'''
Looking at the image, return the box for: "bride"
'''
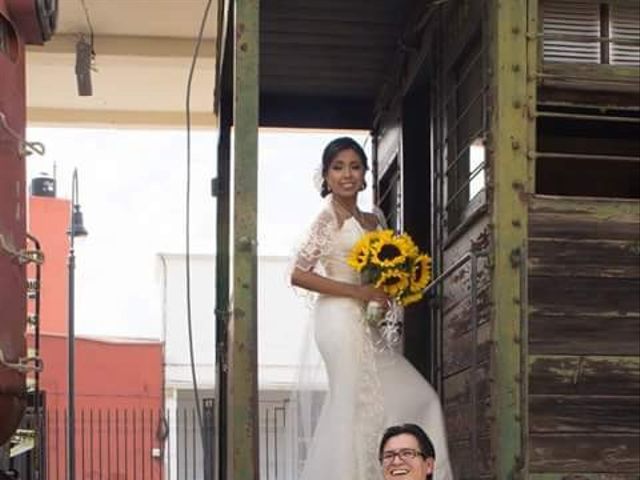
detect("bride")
[290,137,454,479]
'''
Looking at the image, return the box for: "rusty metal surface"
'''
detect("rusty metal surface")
[0,0,27,447]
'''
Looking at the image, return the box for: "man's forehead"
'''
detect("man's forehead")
[383,433,420,451]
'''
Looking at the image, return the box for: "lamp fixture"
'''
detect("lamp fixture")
[66,167,87,480]
[75,35,93,96]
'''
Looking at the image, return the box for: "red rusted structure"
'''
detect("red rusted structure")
[0,0,56,446]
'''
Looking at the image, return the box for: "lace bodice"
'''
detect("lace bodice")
[320,217,363,285]
[292,197,382,284]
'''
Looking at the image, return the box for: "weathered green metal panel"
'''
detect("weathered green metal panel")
[488,0,530,477]
[230,0,260,478]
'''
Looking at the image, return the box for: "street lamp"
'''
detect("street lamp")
[67,168,87,480]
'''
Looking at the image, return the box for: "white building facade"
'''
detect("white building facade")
[158,253,312,479]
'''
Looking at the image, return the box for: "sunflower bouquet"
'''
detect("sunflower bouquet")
[347,229,432,317]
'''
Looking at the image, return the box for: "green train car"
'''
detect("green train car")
[214,0,639,478]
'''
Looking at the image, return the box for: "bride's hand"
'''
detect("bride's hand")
[353,285,390,306]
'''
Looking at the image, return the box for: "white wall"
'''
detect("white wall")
[158,253,312,391]
[159,253,216,390]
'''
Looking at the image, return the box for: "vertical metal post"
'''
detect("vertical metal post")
[214,57,232,480]
[527,0,539,198]
[166,410,171,480]
[67,238,76,480]
[522,0,538,472]
[81,409,85,477]
[431,9,446,392]
[27,233,44,480]
[489,0,529,477]
[133,410,137,479]
[124,409,128,479]
[371,132,379,204]
[107,409,111,480]
[115,409,119,478]
[67,199,76,480]
[67,168,87,480]
[214,1,234,478]
[470,251,478,475]
[229,0,260,477]
[203,399,216,479]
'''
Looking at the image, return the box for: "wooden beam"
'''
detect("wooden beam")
[26,108,217,129]
[27,34,216,58]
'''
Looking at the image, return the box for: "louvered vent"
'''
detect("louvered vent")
[611,4,640,65]
[542,0,600,63]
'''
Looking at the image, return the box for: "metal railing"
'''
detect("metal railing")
[10,397,297,480]
[12,405,212,480]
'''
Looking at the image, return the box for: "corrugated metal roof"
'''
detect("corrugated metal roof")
[258,0,415,127]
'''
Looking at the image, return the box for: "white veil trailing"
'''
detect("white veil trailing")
[286,196,340,475]
[287,195,387,479]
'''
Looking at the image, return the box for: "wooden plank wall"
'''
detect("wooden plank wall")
[436,1,494,477]
[528,195,640,475]
[442,218,493,478]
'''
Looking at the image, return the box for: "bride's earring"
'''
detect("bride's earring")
[359,180,367,191]
[322,179,332,196]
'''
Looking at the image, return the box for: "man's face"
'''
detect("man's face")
[381,433,435,480]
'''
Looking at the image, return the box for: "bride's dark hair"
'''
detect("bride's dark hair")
[320,137,369,197]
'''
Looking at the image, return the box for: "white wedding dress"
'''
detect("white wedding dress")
[293,202,454,480]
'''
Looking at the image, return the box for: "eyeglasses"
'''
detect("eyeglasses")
[380,448,425,465]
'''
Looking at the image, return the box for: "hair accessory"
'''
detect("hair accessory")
[312,165,324,193]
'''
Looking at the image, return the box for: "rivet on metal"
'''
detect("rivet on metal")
[510,247,521,268]
[238,236,256,252]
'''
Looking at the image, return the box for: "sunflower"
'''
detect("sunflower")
[370,233,414,268]
[395,232,420,258]
[347,236,371,272]
[348,230,381,271]
[401,291,423,307]
[367,229,393,249]
[409,254,432,292]
[375,269,410,297]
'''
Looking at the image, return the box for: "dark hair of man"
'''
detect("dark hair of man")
[379,423,436,460]
[320,137,369,197]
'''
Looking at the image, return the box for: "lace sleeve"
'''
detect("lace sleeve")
[292,207,339,273]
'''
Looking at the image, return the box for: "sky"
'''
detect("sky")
[26,127,370,340]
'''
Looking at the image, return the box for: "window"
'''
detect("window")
[610,3,640,65]
[542,0,640,65]
[536,105,640,199]
[444,36,488,233]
